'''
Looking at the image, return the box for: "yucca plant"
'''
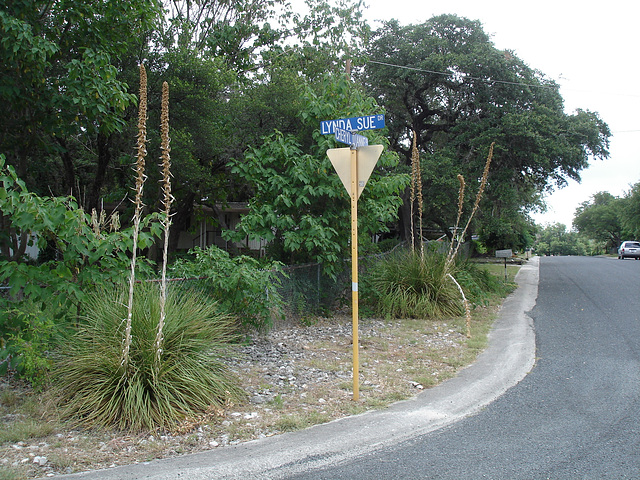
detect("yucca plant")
[56,281,244,431]
[368,249,465,320]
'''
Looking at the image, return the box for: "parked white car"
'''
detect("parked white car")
[618,241,640,259]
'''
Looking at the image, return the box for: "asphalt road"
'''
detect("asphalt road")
[289,256,640,479]
[64,256,640,479]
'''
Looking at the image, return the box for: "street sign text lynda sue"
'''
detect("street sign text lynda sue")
[320,114,385,135]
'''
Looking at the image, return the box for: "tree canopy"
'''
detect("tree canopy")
[362,15,611,248]
[573,185,640,249]
[573,192,624,248]
[1,3,615,262]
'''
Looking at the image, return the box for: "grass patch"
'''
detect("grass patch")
[0,418,55,444]
[0,467,27,480]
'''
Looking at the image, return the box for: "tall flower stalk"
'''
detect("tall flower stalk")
[409,130,423,257]
[155,81,173,371]
[122,64,148,373]
[446,142,494,269]
[445,142,495,338]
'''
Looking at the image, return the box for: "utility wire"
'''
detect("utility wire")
[367,59,640,99]
[367,59,558,90]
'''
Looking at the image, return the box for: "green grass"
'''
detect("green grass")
[0,418,55,443]
[274,410,331,433]
[0,467,26,480]
[481,263,520,283]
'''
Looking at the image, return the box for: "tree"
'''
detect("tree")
[618,183,640,240]
[158,0,287,74]
[534,223,588,256]
[226,74,409,276]
[0,0,161,209]
[362,15,611,245]
[573,192,624,249]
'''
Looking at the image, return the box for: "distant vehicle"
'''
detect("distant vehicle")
[618,241,640,259]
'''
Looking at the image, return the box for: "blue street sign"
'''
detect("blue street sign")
[334,128,369,148]
[320,114,385,135]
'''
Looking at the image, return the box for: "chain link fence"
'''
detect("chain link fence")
[1,240,465,329]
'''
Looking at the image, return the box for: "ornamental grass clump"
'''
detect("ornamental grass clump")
[368,249,465,320]
[56,282,244,431]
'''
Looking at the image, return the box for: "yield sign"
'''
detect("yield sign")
[326,145,383,199]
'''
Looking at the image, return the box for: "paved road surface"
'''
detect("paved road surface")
[289,256,640,479]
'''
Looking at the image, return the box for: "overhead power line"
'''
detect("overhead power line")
[367,59,640,99]
[367,59,558,90]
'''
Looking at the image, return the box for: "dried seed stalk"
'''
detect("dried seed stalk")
[448,274,472,338]
[155,81,173,368]
[446,174,466,266]
[413,134,424,259]
[447,142,494,268]
[122,64,148,373]
[409,132,417,252]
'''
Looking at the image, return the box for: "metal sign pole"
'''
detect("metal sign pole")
[323,115,385,403]
[504,257,507,282]
[350,146,359,401]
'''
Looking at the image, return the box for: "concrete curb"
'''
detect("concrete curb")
[63,257,539,479]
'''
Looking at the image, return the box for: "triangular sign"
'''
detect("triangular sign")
[327,145,384,199]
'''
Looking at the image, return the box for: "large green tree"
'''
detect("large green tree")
[0,0,161,209]
[573,191,624,249]
[534,223,589,256]
[226,74,409,276]
[362,15,611,247]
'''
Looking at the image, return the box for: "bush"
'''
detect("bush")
[55,282,244,431]
[0,301,57,385]
[364,249,465,319]
[169,245,284,331]
[0,156,160,383]
[452,260,515,306]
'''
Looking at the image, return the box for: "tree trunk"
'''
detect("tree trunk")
[87,132,112,212]
[56,138,76,196]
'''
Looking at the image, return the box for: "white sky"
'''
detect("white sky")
[362,0,640,229]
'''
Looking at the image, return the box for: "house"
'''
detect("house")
[175,202,268,256]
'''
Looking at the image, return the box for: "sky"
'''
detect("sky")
[361,0,640,229]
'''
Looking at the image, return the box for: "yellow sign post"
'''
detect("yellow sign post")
[350,147,359,400]
[327,144,383,400]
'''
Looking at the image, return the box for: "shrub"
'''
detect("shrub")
[453,260,515,306]
[169,245,284,331]
[0,155,160,383]
[55,282,244,431]
[365,249,465,319]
